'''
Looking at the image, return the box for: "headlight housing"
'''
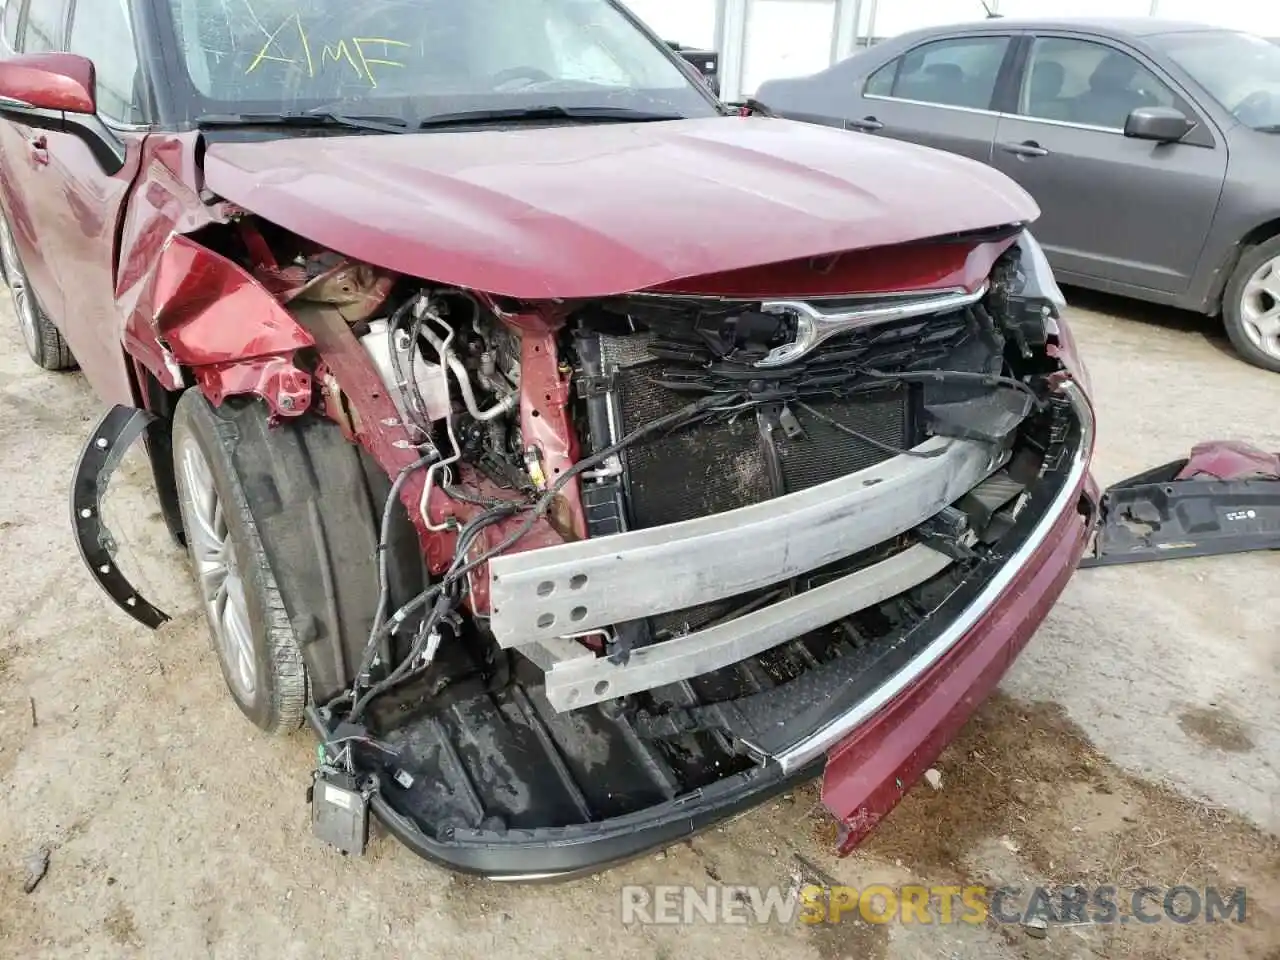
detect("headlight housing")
[1014,231,1067,314]
[1013,231,1090,395]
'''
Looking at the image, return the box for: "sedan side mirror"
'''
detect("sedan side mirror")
[1124,106,1195,143]
[0,53,124,174]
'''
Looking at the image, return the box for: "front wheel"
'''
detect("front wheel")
[172,391,308,733]
[0,213,75,371]
[1223,236,1280,374]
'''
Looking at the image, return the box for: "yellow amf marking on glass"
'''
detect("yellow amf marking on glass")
[246,13,313,76]
[321,39,365,79]
[352,38,410,88]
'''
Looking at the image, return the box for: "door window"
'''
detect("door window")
[21,0,67,53]
[67,0,142,123]
[864,59,895,97]
[867,36,1010,110]
[1018,37,1175,129]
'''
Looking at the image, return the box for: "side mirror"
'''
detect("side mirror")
[1124,106,1195,143]
[0,53,124,174]
[0,52,96,114]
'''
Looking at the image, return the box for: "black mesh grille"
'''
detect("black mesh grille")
[616,363,773,529]
[776,387,911,493]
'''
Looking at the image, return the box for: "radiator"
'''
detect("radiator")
[612,359,913,530]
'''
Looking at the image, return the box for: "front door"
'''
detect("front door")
[990,34,1226,296]
[28,0,146,405]
[851,33,1016,165]
[0,0,70,326]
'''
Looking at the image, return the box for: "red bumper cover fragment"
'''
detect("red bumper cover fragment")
[821,464,1097,854]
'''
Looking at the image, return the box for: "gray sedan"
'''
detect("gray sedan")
[757,19,1280,372]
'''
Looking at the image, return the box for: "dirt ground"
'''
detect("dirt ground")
[1,290,1277,960]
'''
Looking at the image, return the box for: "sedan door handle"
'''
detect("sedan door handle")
[846,116,884,132]
[1000,140,1049,158]
[26,135,48,165]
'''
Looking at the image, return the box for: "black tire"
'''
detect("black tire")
[172,390,308,733]
[0,214,76,371]
[1222,235,1280,374]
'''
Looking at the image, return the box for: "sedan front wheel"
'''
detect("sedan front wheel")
[1223,235,1280,374]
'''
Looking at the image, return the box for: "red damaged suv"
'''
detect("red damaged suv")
[0,0,1096,877]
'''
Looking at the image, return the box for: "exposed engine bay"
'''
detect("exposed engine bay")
[226,229,1090,871]
[72,222,1091,874]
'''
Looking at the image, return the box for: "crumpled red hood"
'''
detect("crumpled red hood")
[203,116,1038,299]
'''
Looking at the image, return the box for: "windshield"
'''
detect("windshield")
[163,0,718,123]
[1151,30,1280,130]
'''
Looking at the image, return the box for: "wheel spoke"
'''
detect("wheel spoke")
[197,559,226,600]
[212,496,227,540]
[177,434,259,702]
[1244,260,1280,310]
[221,578,256,696]
[0,219,39,354]
[1259,269,1280,304]
[182,451,222,548]
[1247,308,1280,342]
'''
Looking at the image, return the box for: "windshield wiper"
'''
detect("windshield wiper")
[1253,123,1280,133]
[196,111,409,134]
[417,105,684,129]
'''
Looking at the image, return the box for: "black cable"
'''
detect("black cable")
[857,366,1042,406]
[794,401,948,459]
[348,453,437,703]
[443,484,518,508]
[377,500,526,636]
[342,391,751,721]
[348,503,522,720]
[405,310,429,429]
[444,392,746,588]
[343,390,747,720]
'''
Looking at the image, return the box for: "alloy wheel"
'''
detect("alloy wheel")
[0,217,39,358]
[178,435,257,701]
[1240,254,1280,362]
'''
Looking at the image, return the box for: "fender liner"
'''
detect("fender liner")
[71,404,171,628]
[212,401,425,704]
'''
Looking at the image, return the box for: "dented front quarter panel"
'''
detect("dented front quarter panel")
[110,141,570,584]
[116,134,314,414]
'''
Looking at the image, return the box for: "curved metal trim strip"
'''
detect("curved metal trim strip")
[756,286,987,368]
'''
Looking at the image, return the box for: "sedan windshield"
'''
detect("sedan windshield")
[1151,30,1280,130]
[164,0,718,124]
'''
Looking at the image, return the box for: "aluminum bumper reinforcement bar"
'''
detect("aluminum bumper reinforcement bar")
[488,434,1001,647]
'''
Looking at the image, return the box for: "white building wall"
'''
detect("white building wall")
[742,0,838,94]
[625,0,720,48]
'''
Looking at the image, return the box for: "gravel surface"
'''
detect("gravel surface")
[1,289,1277,959]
